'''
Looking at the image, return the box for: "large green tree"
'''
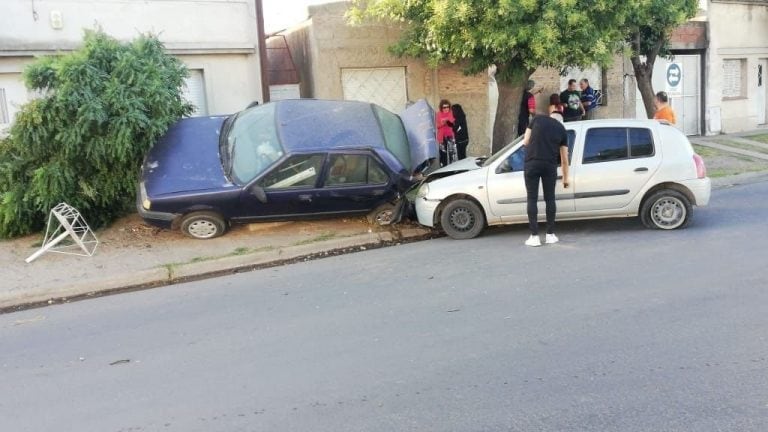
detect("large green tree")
[626,0,699,118]
[349,0,627,151]
[0,31,191,238]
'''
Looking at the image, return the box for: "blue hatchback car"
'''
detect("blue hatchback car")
[138,99,437,239]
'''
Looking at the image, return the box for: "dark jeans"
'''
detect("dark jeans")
[524,160,557,235]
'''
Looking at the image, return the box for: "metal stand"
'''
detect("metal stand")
[25,203,99,263]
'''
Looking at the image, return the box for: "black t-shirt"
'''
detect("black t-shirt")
[560,90,582,119]
[525,115,568,164]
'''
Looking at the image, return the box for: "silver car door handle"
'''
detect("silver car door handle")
[634,167,649,172]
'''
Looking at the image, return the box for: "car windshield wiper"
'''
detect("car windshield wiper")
[226,137,237,181]
[219,112,241,181]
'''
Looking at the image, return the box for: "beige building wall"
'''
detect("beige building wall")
[301,2,491,157]
[706,0,768,133]
[0,0,262,123]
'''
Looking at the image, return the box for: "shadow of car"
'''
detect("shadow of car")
[138,99,438,239]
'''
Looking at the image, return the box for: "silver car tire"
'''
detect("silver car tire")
[180,211,228,239]
[439,198,485,240]
[641,189,692,230]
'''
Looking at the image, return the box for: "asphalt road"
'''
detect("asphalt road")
[2,180,768,432]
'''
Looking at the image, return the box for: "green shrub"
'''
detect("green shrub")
[0,30,192,238]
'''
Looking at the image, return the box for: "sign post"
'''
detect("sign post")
[25,203,99,263]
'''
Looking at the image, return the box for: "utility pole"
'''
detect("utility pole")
[255,0,270,103]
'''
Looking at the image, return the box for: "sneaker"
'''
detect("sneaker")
[545,233,559,244]
[525,235,541,247]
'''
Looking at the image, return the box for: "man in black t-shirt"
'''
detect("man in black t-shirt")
[559,79,584,122]
[521,113,570,247]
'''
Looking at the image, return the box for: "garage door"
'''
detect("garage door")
[182,69,208,117]
[341,67,407,114]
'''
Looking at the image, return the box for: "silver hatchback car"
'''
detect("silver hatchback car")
[415,119,711,239]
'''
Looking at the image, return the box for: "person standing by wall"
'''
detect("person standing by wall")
[653,91,677,124]
[579,78,597,120]
[517,80,537,137]
[560,79,584,122]
[521,112,570,247]
[436,99,455,166]
[451,103,469,160]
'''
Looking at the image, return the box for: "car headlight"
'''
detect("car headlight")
[140,182,151,210]
[416,183,429,199]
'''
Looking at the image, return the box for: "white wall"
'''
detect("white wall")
[706,1,768,133]
[0,0,263,119]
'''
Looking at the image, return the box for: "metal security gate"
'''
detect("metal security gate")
[635,54,702,135]
[341,67,407,114]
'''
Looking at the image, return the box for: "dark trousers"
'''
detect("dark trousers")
[456,139,468,160]
[517,117,529,137]
[524,160,557,235]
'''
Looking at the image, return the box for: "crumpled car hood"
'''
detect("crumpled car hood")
[426,157,484,179]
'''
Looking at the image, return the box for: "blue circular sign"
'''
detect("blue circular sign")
[667,63,682,88]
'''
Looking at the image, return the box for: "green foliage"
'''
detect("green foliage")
[348,0,628,82]
[0,30,192,237]
[624,0,699,60]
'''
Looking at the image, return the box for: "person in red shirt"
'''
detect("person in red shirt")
[653,91,677,124]
[436,99,455,166]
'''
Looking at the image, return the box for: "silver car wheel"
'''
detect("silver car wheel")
[650,196,687,229]
[449,207,475,232]
[187,219,220,239]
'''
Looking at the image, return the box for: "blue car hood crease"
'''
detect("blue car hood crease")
[142,116,233,197]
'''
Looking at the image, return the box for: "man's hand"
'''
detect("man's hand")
[562,177,570,188]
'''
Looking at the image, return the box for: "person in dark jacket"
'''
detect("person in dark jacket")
[451,104,469,160]
[517,80,537,136]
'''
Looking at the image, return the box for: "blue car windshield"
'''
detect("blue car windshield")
[228,103,285,184]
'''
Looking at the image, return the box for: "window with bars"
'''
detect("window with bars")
[722,59,746,99]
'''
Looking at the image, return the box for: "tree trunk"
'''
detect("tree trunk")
[492,78,527,153]
[632,57,656,119]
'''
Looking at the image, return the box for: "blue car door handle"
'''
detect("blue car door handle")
[298,194,313,202]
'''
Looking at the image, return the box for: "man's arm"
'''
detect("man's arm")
[560,145,570,188]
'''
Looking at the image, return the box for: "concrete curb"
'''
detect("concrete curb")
[0,227,435,313]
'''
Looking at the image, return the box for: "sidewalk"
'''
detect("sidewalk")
[0,216,434,312]
[2,129,768,313]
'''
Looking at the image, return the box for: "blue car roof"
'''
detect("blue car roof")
[275,99,386,152]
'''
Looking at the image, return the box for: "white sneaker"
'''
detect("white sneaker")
[525,235,541,247]
[545,233,559,244]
